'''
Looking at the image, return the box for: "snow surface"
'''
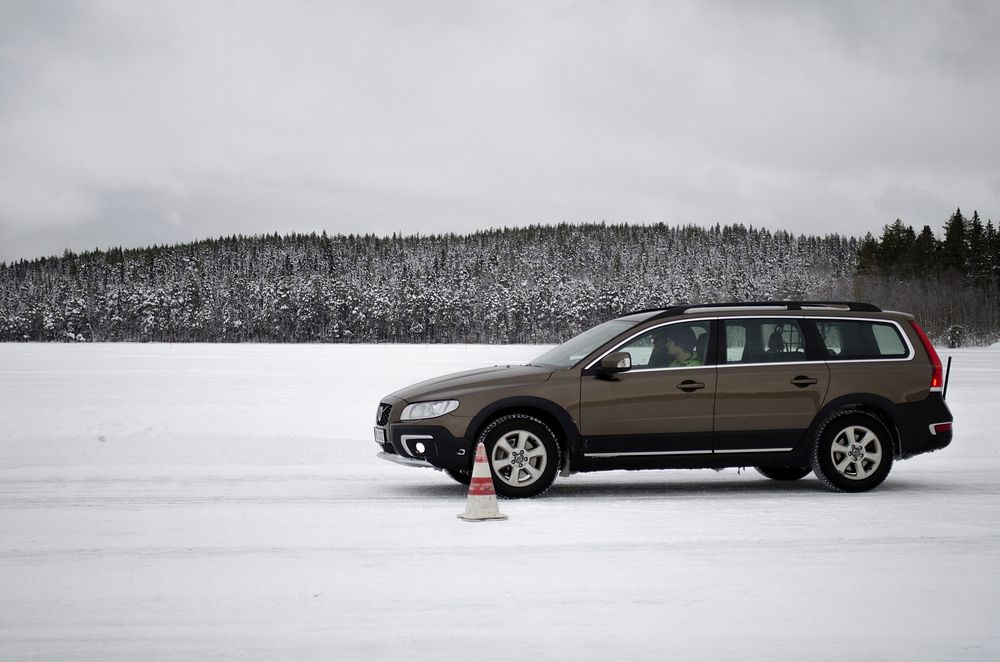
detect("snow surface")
[1,343,998,661]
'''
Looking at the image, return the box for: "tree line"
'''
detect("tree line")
[0,223,857,344]
[854,208,999,346]
[0,214,995,345]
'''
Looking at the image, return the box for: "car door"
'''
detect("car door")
[579,319,717,458]
[713,317,830,453]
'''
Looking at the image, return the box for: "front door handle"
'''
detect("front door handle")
[677,380,706,392]
[791,376,818,388]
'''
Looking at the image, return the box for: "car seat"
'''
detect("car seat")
[694,332,709,362]
[767,330,785,353]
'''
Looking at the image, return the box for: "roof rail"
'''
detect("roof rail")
[628,301,881,319]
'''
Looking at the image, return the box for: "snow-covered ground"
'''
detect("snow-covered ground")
[1,343,998,661]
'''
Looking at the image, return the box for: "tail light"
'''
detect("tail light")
[909,321,943,392]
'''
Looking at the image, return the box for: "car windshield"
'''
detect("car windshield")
[530,319,640,368]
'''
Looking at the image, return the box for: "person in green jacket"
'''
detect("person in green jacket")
[662,325,702,368]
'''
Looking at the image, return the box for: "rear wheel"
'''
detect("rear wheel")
[811,411,893,492]
[755,466,812,481]
[476,414,560,499]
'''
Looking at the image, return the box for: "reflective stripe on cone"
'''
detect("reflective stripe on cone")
[467,476,496,496]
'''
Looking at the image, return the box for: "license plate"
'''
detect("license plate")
[374,427,387,443]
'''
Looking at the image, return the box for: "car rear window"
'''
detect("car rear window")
[813,320,910,360]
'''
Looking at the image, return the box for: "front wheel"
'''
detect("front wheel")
[476,414,560,499]
[811,411,893,492]
[444,468,471,486]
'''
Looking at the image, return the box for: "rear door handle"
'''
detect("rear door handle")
[677,380,706,392]
[791,376,818,388]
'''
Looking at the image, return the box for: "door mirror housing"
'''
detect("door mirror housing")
[598,352,632,375]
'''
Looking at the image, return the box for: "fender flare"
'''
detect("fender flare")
[463,396,581,463]
[808,393,905,457]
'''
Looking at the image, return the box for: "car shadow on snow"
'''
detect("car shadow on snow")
[545,476,933,499]
[387,473,936,500]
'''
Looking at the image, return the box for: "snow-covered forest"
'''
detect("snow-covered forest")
[1,215,997,345]
[855,209,1000,346]
[0,223,855,344]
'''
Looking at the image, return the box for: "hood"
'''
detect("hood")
[389,364,554,403]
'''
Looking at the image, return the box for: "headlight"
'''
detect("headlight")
[400,400,459,421]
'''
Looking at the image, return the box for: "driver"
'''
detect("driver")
[659,326,701,367]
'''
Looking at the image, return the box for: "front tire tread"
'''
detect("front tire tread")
[475,413,560,499]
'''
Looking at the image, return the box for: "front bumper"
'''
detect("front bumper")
[373,421,472,472]
[377,451,434,469]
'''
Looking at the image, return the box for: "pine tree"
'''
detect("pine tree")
[912,225,938,275]
[856,233,879,274]
[968,211,986,283]
[941,208,968,275]
[878,220,916,273]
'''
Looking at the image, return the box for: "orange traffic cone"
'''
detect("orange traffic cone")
[458,442,508,521]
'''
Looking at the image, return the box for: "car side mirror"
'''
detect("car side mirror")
[598,352,632,375]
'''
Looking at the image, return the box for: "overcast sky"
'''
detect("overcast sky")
[1,0,998,262]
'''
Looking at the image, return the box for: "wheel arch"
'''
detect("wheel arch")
[810,394,904,459]
[464,397,580,471]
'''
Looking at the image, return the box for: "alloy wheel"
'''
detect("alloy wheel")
[829,425,883,481]
[490,429,548,487]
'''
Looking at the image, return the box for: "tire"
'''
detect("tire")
[811,410,893,493]
[444,467,471,486]
[476,414,560,499]
[755,465,812,481]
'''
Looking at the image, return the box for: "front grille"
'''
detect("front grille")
[376,403,392,426]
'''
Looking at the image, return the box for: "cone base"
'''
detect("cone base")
[457,512,509,521]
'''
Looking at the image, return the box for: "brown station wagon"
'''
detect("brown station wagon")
[374,302,953,497]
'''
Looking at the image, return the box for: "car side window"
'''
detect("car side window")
[723,319,807,364]
[814,320,909,359]
[617,321,711,370]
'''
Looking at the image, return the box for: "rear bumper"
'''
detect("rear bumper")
[896,394,954,459]
[899,424,952,459]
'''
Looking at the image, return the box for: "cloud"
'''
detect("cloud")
[1,0,998,262]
